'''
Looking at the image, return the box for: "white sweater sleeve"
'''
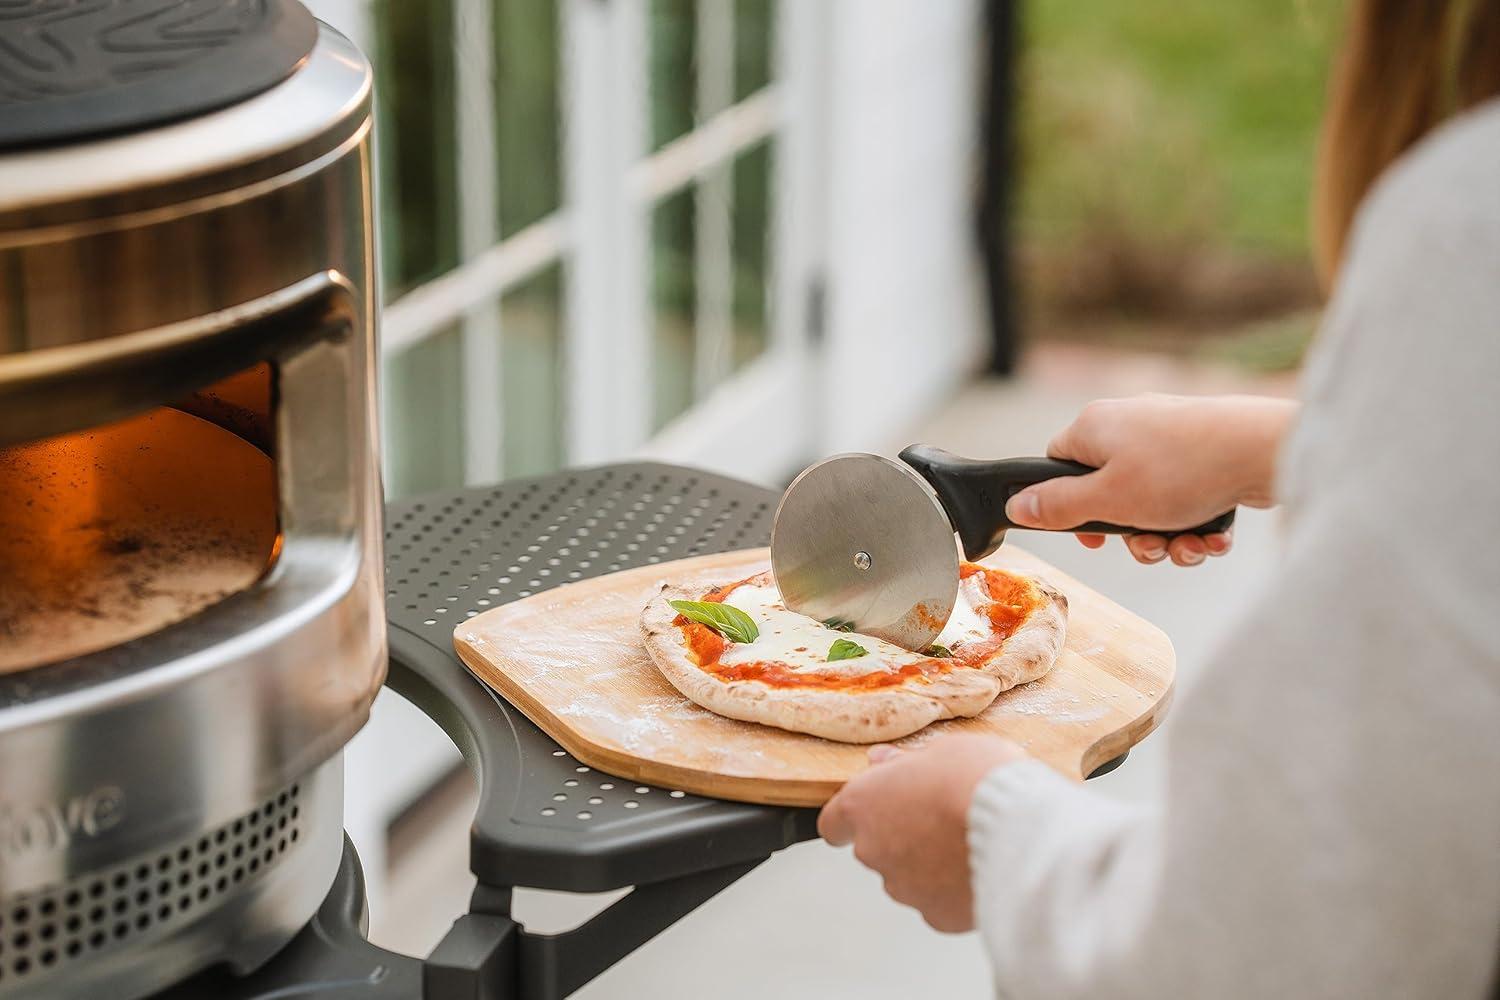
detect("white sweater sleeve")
[967,102,1500,1000]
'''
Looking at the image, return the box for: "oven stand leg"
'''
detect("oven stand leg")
[423,860,766,1000]
[425,911,520,1000]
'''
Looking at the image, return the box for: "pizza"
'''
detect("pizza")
[639,562,1067,743]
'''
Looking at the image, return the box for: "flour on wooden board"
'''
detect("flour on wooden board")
[994,681,1108,722]
[555,697,675,750]
[556,692,765,754]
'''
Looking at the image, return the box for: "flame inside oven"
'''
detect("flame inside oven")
[0,399,281,674]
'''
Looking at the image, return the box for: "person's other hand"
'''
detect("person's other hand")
[817,734,1027,932]
[1005,393,1296,566]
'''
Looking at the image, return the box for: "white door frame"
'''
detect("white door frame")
[333,0,829,486]
[634,0,831,485]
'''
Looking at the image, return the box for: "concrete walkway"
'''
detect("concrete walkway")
[373,345,1298,998]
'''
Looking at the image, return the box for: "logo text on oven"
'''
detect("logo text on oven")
[0,786,127,856]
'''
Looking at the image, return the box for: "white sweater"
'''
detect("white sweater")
[969,100,1500,998]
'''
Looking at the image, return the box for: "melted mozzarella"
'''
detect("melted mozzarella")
[715,576,991,674]
[933,574,995,648]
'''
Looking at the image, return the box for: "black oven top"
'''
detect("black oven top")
[0,0,317,150]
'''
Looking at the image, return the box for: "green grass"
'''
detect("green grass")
[1021,0,1344,260]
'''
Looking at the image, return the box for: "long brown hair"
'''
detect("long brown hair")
[1313,0,1500,290]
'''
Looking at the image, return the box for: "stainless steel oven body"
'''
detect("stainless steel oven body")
[0,20,384,1000]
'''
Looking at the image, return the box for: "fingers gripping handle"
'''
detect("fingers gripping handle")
[898,444,1236,560]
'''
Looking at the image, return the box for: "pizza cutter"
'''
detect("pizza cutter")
[769,445,1236,650]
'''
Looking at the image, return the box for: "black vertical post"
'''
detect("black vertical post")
[978,0,1020,375]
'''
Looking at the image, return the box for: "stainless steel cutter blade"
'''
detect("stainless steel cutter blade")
[770,453,959,651]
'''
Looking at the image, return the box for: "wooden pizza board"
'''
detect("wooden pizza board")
[454,547,1173,807]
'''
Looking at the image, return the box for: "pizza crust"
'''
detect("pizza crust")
[639,573,1068,743]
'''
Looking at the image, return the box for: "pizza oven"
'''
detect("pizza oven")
[0,4,383,998]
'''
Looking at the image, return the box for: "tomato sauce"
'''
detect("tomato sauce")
[697,579,740,604]
[677,620,727,665]
[976,568,1036,637]
[707,659,939,691]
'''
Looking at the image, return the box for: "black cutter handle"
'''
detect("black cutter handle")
[899,444,1236,560]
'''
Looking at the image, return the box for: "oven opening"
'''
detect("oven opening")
[0,363,282,674]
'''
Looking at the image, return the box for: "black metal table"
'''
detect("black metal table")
[383,463,818,997]
[172,461,1124,999]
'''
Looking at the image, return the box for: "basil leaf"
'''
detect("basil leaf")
[822,617,855,633]
[827,638,869,661]
[924,643,953,659]
[669,600,759,644]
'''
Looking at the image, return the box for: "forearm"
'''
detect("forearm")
[969,762,1159,999]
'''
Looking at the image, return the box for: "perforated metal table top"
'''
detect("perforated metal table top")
[383,463,819,895]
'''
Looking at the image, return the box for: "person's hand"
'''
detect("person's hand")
[1005,393,1296,566]
[817,734,1027,932]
